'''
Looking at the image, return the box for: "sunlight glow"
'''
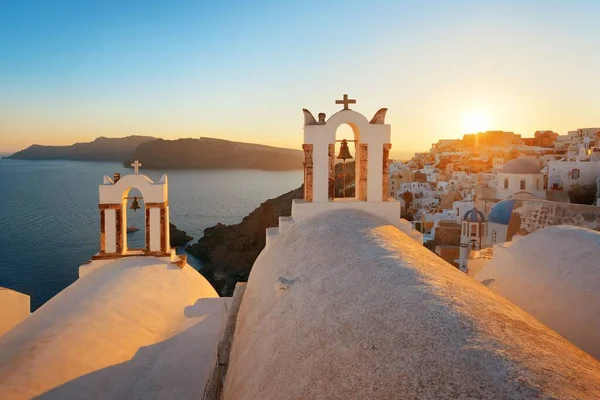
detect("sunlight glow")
[462,111,491,134]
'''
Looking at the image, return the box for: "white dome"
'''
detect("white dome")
[476,225,600,359]
[223,210,600,399]
[0,256,222,399]
[500,158,541,174]
[500,159,541,174]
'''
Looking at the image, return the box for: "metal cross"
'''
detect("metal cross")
[335,94,356,110]
[131,160,142,175]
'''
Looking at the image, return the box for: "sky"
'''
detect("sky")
[1,0,600,158]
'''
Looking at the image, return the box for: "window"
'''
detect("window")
[536,178,540,190]
[504,178,509,189]
[520,179,526,190]
[571,168,580,179]
[470,224,478,237]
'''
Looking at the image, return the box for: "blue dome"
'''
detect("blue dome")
[488,199,516,225]
[463,208,485,222]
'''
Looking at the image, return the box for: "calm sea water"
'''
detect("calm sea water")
[0,159,302,310]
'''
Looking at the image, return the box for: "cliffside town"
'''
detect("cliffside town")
[390,128,600,268]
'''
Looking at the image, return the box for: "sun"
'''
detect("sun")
[462,111,491,134]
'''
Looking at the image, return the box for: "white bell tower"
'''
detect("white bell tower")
[284,95,423,245]
[93,161,172,259]
[459,208,487,273]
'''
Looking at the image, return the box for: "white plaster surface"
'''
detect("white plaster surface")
[105,209,116,253]
[476,225,600,359]
[291,198,422,244]
[99,173,168,205]
[0,257,228,399]
[0,288,30,338]
[150,207,161,251]
[224,210,600,399]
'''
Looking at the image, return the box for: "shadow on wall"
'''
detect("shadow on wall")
[34,298,229,400]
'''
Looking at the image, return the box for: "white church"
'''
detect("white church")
[1,97,600,399]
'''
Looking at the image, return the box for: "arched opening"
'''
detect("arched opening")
[334,124,357,199]
[122,188,146,252]
[520,179,526,190]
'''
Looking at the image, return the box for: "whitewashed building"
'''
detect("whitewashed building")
[496,159,545,199]
[547,160,600,191]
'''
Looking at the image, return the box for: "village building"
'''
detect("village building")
[496,158,545,199]
[547,159,600,204]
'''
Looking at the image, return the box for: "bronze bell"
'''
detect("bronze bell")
[130,196,141,212]
[336,139,353,161]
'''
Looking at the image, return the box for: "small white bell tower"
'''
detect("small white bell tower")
[93,161,172,259]
[459,208,487,273]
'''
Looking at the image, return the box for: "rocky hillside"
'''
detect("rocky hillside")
[7,136,155,161]
[187,185,304,295]
[127,137,303,170]
[170,223,193,247]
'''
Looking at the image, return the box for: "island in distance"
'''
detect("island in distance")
[129,137,303,170]
[6,135,155,162]
[7,136,303,170]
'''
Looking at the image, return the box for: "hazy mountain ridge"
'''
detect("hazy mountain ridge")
[6,136,156,162]
[128,137,303,170]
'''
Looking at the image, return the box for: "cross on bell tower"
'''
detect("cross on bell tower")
[131,160,142,175]
[335,94,356,110]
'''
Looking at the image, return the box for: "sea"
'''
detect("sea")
[0,158,303,310]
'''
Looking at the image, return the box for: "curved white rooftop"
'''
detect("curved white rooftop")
[500,158,541,174]
[0,256,226,399]
[223,210,600,399]
[476,225,600,359]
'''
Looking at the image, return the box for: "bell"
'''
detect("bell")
[336,139,353,161]
[130,196,141,212]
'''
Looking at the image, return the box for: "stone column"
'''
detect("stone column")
[382,143,392,200]
[97,204,119,257]
[99,209,106,254]
[160,207,167,253]
[358,143,368,201]
[115,208,123,254]
[145,206,151,251]
[328,143,335,199]
[302,144,313,202]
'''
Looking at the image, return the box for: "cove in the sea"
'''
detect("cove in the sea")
[0,159,302,310]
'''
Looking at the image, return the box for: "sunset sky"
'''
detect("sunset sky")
[1,0,599,158]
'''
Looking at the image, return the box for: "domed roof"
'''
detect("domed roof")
[509,191,537,200]
[500,159,541,174]
[224,210,600,399]
[488,199,516,225]
[0,257,220,398]
[475,225,600,359]
[463,207,485,222]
